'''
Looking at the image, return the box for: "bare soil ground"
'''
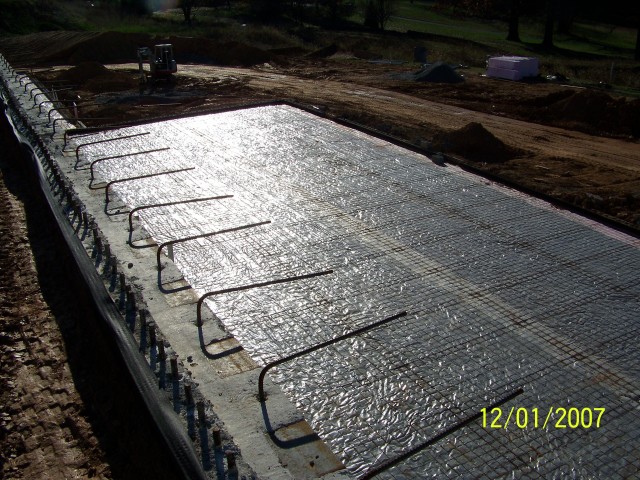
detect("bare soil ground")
[0,30,639,478]
[0,118,112,478]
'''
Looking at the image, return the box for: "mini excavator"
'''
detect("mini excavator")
[137,44,177,87]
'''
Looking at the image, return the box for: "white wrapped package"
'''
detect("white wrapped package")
[486,56,538,80]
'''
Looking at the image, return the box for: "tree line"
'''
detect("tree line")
[448,0,639,59]
[117,0,640,59]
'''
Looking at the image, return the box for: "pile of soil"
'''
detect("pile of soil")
[0,31,273,69]
[56,61,110,83]
[42,61,137,94]
[165,37,272,66]
[544,89,640,138]
[0,31,98,66]
[66,31,150,64]
[83,70,137,92]
[414,62,463,84]
[306,43,339,59]
[208,40,272,67]
[76,34,274,67]
[523,89,575,108]
[433,122,523,162]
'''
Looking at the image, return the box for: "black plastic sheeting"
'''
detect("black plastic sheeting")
[0,89,207,480]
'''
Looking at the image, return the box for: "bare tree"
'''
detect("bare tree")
[363,0,398,31]
[542,0,555,49]
[120,0,150,15]
[634,11,640,60]
[636,24,640,60]
[557,0,577,34]
[507,0,520,42]
[178,0,198,25]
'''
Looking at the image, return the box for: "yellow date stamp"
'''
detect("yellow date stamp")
[481,406,606,430]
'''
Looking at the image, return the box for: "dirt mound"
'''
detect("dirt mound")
[524,89,574,107]
[0,31,100,66]
[306,43,339,59]
[551,90,613,122]
[45,62,137,93]
[56,61,110,83]
[0,31,159,65]
[545,89,640,138]
[83,71,137,92]
[628,98,640,138]
[414,62,463,84]
[268,46,308,57]
[0,31,272,68]
[213,41,272,66]
[67,31,150,64]
[433,122,521,162]
[163,37,271,66]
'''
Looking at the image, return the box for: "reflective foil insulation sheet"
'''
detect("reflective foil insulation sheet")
[60,104,640,477]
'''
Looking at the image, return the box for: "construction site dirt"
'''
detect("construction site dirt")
[2,31,639,228]
[0,30,639,478]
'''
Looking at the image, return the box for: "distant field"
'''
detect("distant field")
[386,0,637,58]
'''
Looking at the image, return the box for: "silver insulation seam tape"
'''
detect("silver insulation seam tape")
[64,101,640,476]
